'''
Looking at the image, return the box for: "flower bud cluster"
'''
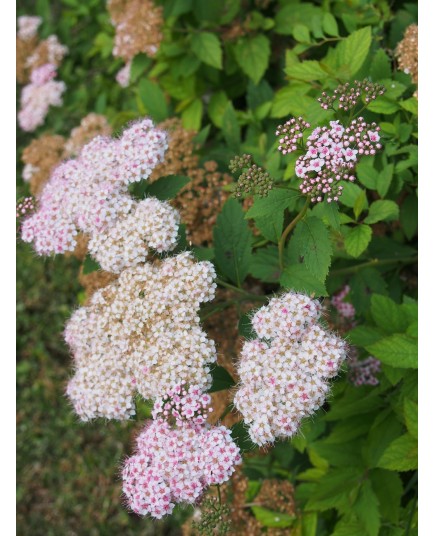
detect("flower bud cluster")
[317,79,385,111]
[18,63,66,132]
[16,197,35,219]
[122,384,241,518]
[21,119,178,269]
[65,252,218,421]
[295,118,381,203]
[348,353,381,387]
[229,154,273,198]
[331,285,356,321]
[276,117,311,155]
[234,292,347,446]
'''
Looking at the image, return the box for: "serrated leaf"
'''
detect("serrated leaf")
[255,212,283,243]
[293,24,310,43]
[230,421,256,452]
[339,183,367,209]
[377,164,394,198]
[234,35,271,84]
[312,202,341,230]
[251,506,296,528]
[245,189,299,219]
[353,190,368,220]
[306,467,361,513]
[250,245,282,282]
[289,216,332,282]
[335,27,372,77]
[281,264,328,296]
[347,326,384,347]
[353,480,380,536]
[181,98,203,131]
[404,399,418,439]
[357,158,378,190]
[207,91,229,128]
[365,200,399,224]
[365,410,403,469]
[214,198,253,285]
[208,365,235,393]
[146,175,190,200]
[322,12,339,36]
[370,294,409,334]
[344,225,372,258]
[138,78,168,122]
[221,102,240,150]
[367,334,417,369]
[82,255,101,275]
[377,434,417,471]
[238,313,255,339]
[191,32,223,69]
[369,469,403,524]
[285,60,328,81]
[369,49,392,81]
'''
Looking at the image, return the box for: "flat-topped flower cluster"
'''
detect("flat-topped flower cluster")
[234,292,347,446]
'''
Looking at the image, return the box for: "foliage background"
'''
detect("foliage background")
[17,0,418,534]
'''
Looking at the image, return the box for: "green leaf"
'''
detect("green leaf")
[191,32,223,69]
[369,49,392,81]
[289,216,332,282]
[335,27,372,77]
[306,467,362,513]
[82,255,101,275]
[285,60,328,81]
[312,202,341,230]
[404,398,418,439]
[250,246,282,283]
[251,506,296,528]
[322,13,339,37]
[207,91,229,128]
[400,194,418,239]
[255,212,283,243]
[339,183,368,209]
[181,98,203,131]
[353,190,368,220]
[300,512,318,536]
[347,326,384,347]
[400,97,418,115]
[192,247,214,261]
[357,158,378,190]
[221,102,240,150]
[331,515,368,536]
[377,434,418,471]
[238,313,255,339]
[370,294,409,334]
[214,198,253,285]
[208,365,235,392]
[344,225,372,258]
[349,267,388,314]
[365,200,399,224]
[369,469,403,524]
[234,35,271,84]
[230,421,256,453]
[138,79,168,122]
[146,175,190,200]
[245,190,299,219]
[293,24,310,43]
[353,480,380,536]
[376,164,394,198]
[365,410,403,469]
[281,264,328,296]
[367,334,417,369]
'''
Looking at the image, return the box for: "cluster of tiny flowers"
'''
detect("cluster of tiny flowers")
[233,292,347,446]
[276,117,311,155]
[295,118,382,203]
[64,252,218,420]
[229,154,274,198]
[331,285,356,321]
[395,24,418,97]
[16,197,35,219]
[122,384,241,519]
[17,16,42,40]
[317,79,385,111]
[21,119,174,266]
[27,35,68,69]
[348,352,381,387]
[115,61,132,88]
[18,63,66,132]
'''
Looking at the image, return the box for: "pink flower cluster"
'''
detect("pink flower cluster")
[294,118,381,203]
[331,285,356,321]
[276,117,311,155]
[17,15,42,40]
[21,119,179,270]
[234,292,347,446]
[122,385,241,519]
[348,354,381,387]
[18,63,66,132]
[16,197,35,219]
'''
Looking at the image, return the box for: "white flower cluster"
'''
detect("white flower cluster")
[234,292,347,446]
[65,252,217,421]
[21,119,180,271]
[88,198,180,273]
[17,16,42,41]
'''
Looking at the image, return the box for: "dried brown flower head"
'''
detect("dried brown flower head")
[16,35,38,84]
[108,0,163,60]
[396,24,418,97]
[65,113,113,157]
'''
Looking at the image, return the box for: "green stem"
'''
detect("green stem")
[404,493,417,536]
[329,256,417,277]
[278,197,311,270]
[215,278,267,301]
[217,484,222,506]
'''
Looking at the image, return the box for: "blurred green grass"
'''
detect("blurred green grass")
[16,242,187,535]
